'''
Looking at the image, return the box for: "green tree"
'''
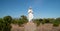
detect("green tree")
[0,18,4,31]
[53,18,60,27]
[18,15,28,26]
[42,19,50,24]
[39,19,43,23]
[20,15,28,23]
[47,18,55,23]
[56,17,60,24]
[12,18,18,24]
[3,16,12,31]
[33,19,40,26]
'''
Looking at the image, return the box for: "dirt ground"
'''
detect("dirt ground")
[11,24,24,31]
[37,23,60,31]
[11,23,60,31]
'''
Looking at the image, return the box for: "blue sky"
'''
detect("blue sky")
[0,0,60,18]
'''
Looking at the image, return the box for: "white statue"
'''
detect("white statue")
[28,7,33,22]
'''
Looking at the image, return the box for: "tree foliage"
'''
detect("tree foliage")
[18,15,28,26]
[0,18,4,31]
[33,19,40,26]
[3,16,12,31]
[12,19,18,24]
[0,15,60,31]
[33,18,60,27]
[53,18,60,27]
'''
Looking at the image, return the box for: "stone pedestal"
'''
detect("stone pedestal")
[24,22,37,31]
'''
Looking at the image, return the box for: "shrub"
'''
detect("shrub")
[53,20,59,27]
